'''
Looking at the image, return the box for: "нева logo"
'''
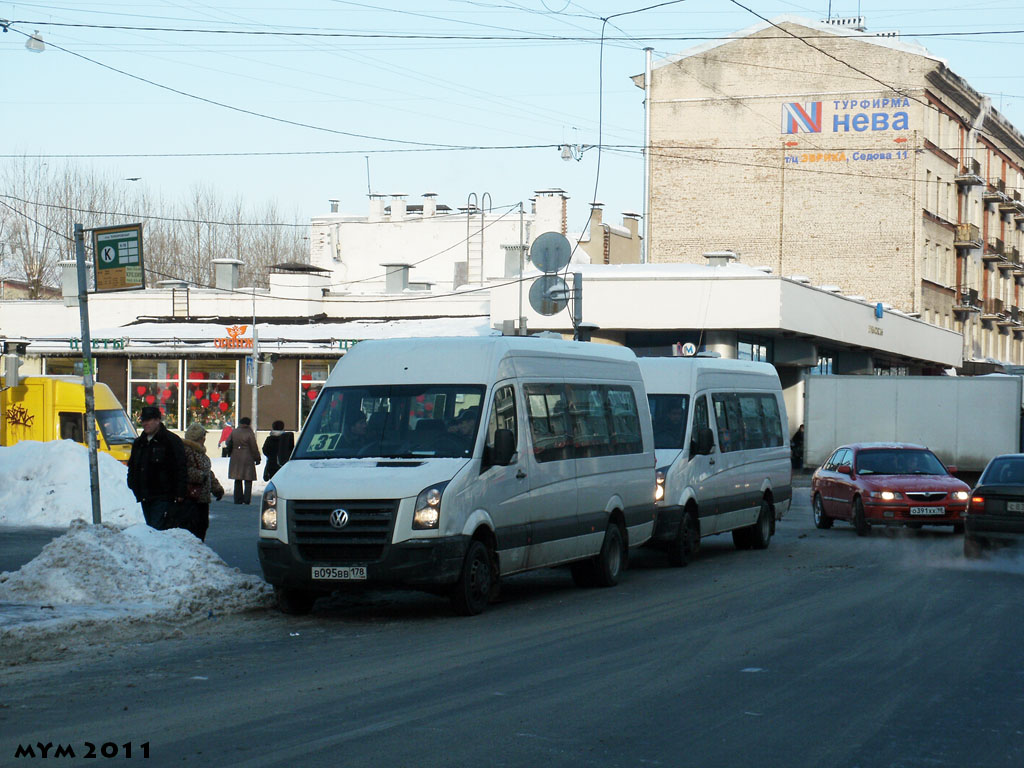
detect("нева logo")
[782,102,822,134]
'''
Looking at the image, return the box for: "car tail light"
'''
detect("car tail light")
[969,495,985,514]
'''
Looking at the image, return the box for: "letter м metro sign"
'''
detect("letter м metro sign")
[92,223,146,292]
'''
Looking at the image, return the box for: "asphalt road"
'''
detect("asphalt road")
[2,490,1024,768]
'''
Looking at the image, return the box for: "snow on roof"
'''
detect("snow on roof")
[652,15,940,73]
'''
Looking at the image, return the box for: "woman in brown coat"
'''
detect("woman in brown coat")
[227,416,260,504]
[182,422,225,541]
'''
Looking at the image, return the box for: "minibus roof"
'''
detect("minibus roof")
[325,336,641,387]
[637,357,781,394]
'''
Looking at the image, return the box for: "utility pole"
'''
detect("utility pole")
[251,288,259,434]
[74,223,102,525]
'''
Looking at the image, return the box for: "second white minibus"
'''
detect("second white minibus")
[639,357,792,566]
[258,336,657,615]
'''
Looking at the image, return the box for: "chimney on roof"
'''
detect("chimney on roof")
[369,193,386,222]
[381,263,411,294]
[423,193,437,218]
[212,258,243,291]
[329,199,339,213]
[703,251,738,267]
[621,211,640,239]
[589,202,604,232]
[391,194,407,221]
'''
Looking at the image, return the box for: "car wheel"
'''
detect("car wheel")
[451,539,494,616]
[813,493,833,529]
[853,497,870,537]
[275,587,317,616]
[963,536,985,559]
[749,499,773,550]
[669,508,699,567]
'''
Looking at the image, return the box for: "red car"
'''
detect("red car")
[811,443,970,536]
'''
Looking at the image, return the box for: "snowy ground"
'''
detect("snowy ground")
[0,442,273,660]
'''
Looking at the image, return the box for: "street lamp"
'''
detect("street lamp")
[24,29,44,52]
[559,143,594,162]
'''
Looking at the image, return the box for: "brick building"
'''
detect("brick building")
[635,15,1024,371]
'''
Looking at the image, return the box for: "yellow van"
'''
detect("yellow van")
[0,376,136,462]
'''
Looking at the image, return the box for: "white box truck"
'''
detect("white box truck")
[803,375,1023,473]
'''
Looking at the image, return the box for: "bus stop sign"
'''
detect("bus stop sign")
[93,223,145,292]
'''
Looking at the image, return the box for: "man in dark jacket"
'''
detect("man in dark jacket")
[127,405,188,529]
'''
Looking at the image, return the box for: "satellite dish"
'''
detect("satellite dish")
[530,232,571,274]
[529,274,569,316]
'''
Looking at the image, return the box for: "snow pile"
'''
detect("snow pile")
[0,440,144,528]
[0,520,273,637]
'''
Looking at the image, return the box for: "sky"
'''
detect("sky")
[4,1,1024,238]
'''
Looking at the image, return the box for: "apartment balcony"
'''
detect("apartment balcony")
[955,158,984,186]
[1011,305,1022,324]
[954,223,982,249]
[997,247,1020,273]
[983,237,1005,262]
[982,297,1006,321]
[983,178,1009,205]
[1000,193,1020,217]
[953,288,981,316]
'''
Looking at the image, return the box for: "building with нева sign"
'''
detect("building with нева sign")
[634,15,1024,371]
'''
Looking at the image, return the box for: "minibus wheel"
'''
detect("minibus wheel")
[451,540,494,616]
[276,587,317,616]
[750,499,772,550]
[593,522,625,587]
[668,510,699,567]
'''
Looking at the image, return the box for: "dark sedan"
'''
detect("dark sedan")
[964,453,1024,557]
[811,443,970,536]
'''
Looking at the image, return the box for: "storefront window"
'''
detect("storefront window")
[44,358,95,376]
[185,360,238,428]
[299,359,336,427]
[128,358,181,428]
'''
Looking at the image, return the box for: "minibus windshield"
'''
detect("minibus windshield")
[648,394,690,450]
[294,384,486,460]
[97,409,137,445]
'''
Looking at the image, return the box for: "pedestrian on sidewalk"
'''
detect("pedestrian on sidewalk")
[218,419,234,458]
[261,420,295,481]
[127,405,187,529]
[182,422,225,541]
[791,424,805,470]
[228,416,260,504]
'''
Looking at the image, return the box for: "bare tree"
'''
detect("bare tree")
[0,157,309,295]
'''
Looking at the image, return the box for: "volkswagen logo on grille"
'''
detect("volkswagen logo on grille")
[329,508,350,529]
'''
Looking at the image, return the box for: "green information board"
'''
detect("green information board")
[92,223,145,292]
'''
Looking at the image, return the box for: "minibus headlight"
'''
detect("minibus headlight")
[413,481,450,530]
[261,484,278,530]
[655,468,667,503]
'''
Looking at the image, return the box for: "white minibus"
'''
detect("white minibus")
[258,336,657,615]
[639,357,792,566]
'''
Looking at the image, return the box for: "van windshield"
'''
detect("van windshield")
[648,394,689,450]
[293,384,486,460]
[97,409,137,445]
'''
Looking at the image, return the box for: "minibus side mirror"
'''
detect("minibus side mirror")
[485,428,516,469]
[691,427,715,456]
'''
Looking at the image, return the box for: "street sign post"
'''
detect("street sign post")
[92,224,145,292]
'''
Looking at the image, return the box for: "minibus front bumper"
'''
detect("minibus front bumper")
[258,535,469,592]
